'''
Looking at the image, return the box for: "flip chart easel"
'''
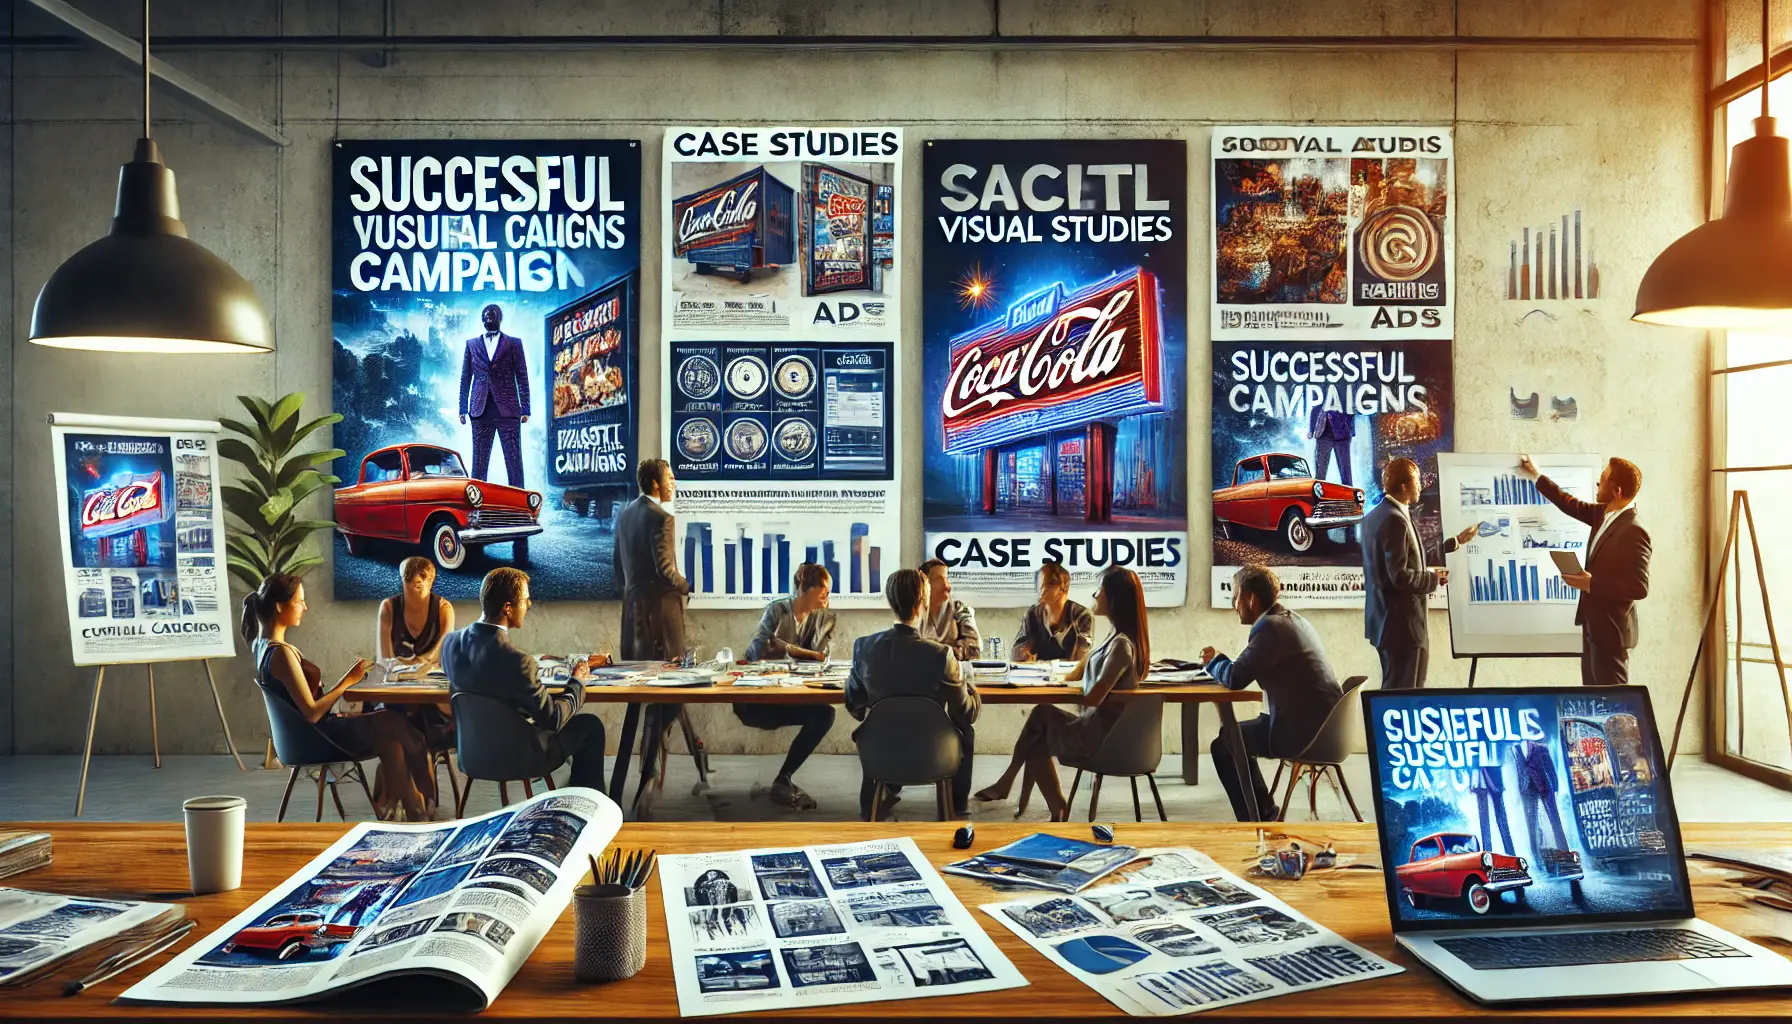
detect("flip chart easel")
[75,657,246,816]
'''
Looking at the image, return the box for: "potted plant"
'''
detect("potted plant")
[217,394,344,587]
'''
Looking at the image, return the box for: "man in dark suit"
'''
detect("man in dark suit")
[1362,458,1465,690]
[1519,454,1652,685]
[440,567,606,790]
[1201,565,1343,821]
[1471,762,1516,856]
[846,568,981,821]
[1308,404,1355,486]
[1512,739,1570,856]
[612,458,689,817]
[459,303,530,487]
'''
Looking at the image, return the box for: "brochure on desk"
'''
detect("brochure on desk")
[984,848,1401,1015]
[660,837,1026,1016]
[121,789,622,1009]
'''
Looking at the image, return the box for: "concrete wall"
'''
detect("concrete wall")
[4,0,1708,760]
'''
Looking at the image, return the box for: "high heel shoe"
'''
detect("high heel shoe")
[972,783,1011,804]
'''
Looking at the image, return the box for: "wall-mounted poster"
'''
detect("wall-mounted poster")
[50,413,234,665]
[663,127,904,608]
[331,140,641,601]
[1212,126,1453,340]
[1210,342,1454,608]
[922,140,1188,607]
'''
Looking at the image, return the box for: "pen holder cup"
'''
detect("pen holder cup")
[574,884,647,983]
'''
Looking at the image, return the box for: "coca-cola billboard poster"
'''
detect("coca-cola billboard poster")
[1212,126,1453,340]
[331,140,641,602]
[1210,341,1454,608]
[662,127,905,609]
[50,414,234,665]
[922,140,1189,607]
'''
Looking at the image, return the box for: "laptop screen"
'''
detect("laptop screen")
[1362,686,1694,931]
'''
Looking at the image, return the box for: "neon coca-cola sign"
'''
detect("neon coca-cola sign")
[942,267,1163,455]
[826,191,867,219]
[79,472,169,538]
[673,172,763,256]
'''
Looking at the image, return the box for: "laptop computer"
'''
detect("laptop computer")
[1361,685,1792,1004]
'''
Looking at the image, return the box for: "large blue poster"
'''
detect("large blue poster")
[331,140,641,600]
[921,140,1189,607]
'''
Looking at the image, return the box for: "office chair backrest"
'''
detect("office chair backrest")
[855,695,962,786]
[451,692,557,782]
[1084,695,1166,776]
[1295,676,1369,765]
[259,688,357,766]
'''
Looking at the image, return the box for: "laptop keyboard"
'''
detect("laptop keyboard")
[1437,929,1748,970]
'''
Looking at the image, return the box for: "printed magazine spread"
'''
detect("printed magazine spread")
[984,848,1401,1015]
[660,837,1026,1016]
[121,789,621,1008]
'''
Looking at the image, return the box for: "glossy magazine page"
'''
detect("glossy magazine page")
[120,788,621,1008]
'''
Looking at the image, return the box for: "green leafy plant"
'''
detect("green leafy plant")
[218,394,345,588]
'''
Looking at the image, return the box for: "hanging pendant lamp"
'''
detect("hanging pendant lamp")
[29,0,271,354]
[1634,0,1792,329]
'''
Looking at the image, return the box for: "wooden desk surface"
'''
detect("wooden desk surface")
[350,680,1261,706]
[8,821,1792,1021]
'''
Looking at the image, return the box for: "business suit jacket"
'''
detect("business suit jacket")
[460,332,530,419]
[1536,475,1651,650]
[919,599,982,661]
[442,621,582,732]
[613,494,689,661]
[1308,406,1355,440]
[1204,604,1342,755]
[745,598,837,662]
[1361,497,1437,649]
[844,624,980,732]
[1511,740,1559,795]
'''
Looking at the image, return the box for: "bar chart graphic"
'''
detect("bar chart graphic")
[1469,557,1574,603]
[1486,474,1550,505]
[681,519,885,600]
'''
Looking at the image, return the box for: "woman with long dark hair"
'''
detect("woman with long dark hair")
[244,574,432,820]
[375,557,455,751]
[973,565,1150,821]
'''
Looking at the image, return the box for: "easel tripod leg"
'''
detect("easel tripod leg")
[1670,495,1739,769]
[201,659,246,771]
[75,666,105,817]
[1468,658,1478,689]
[147,664,161,769]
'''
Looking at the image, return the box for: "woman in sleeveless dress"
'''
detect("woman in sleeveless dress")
[245,574,431,820]
[973,566,1151,821]
[376,557,455,750]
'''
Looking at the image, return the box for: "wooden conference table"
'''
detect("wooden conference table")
[12,821,1792,1021]
[351,673,1264,817]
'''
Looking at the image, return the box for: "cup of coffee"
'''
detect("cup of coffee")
[184,795,246,894]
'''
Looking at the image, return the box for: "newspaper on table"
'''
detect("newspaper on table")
[0,888,183,986]
[661,837,1027,1016]
[983,848,1401,1015]
[120,788,621,1009]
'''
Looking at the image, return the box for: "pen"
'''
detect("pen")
[63,920,196,997]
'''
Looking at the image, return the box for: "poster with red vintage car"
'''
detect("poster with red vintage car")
[331,140,640,600]
[1210,340,1453,608]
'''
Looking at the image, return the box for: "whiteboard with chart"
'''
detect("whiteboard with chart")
[1436,452,1603,657]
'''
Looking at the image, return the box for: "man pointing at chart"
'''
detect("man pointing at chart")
[1518,454,1652,686]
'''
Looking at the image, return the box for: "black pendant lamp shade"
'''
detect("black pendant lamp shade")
[1633,116,1792,329]
[29,138,272,353]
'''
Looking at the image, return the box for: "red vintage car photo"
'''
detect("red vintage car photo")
[1397,832,1533,915]
[334,444,543,571]
[1212,453,1364,553]
[220,912,358,960]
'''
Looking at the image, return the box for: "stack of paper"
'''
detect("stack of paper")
[944,834,1139,893]
[0,888,185,987]
[0,833,50,881]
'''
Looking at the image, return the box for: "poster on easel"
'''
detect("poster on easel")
[1436,452,1601,657]
[662,126,904,609]
[50,413,235,666]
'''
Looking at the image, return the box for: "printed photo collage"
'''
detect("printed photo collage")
[661,837,1025,1017]
[983,848,1401,1016]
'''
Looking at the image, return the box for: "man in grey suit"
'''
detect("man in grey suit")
[1361,458,1473,690]
[612,458,689,817]
[440,567,606,791]
[846,568,982,821]
[1201,565,1343,821]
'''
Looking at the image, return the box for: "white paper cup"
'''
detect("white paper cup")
[184,795,246,894]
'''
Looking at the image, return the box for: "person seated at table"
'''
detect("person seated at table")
[735,563,839,810]
[1200,564,1343,822]
[846,568,981,820]
[375,556,456,749]
[974,565,1148,821]
[440,567,608,792]
[243,574,431,821]
[1012,560,1093,663]
[917,558,981,660]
